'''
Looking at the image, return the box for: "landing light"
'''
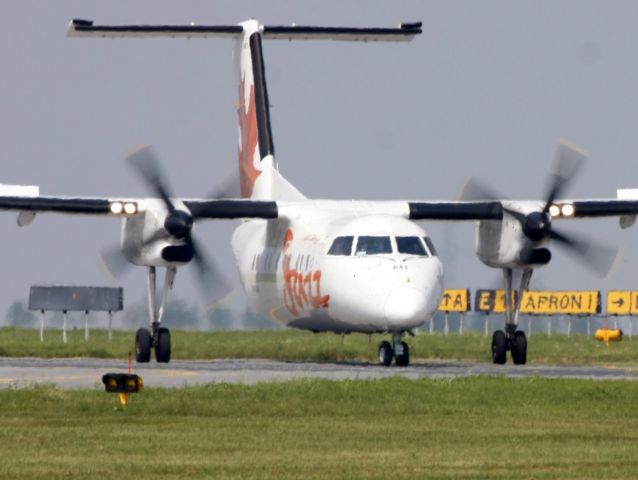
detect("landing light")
[110,202,123,214]
[110,201,138,215]
[548,204,561,217]
[123,202,138,215]
[560,203,575,217]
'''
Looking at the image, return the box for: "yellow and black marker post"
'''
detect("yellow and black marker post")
[102,372,144,406]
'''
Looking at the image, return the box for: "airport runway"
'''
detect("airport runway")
[1,357,638,389]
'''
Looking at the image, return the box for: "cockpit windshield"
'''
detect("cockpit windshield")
[423,236,438,256]
[327,236,354,256]
[396,236,428,256]
[355,236,393,256]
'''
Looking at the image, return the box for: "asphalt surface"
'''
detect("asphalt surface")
[1,357,637,389]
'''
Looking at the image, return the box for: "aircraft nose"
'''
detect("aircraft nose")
[384,286,429,328]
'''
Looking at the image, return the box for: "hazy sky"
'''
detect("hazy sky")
[1,1,638,321]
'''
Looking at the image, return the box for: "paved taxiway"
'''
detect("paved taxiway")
[1,357,637,389]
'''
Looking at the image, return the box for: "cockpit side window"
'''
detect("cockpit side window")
[396,236,428,256]
[423,236,438,256]
[355,236,393,255]
[328,236,354,256]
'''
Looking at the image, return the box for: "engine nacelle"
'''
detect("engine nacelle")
[475,201,551,269]
[119,198,194,267]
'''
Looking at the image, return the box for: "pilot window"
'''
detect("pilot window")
[396,236,428,256]
[423,236,438,256]
[328,236,354,256]
[355,236,392,255]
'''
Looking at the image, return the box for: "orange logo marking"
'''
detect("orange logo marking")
[282,229,330,315]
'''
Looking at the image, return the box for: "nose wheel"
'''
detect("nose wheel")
[378,333,410,367]
[378,341,393,366]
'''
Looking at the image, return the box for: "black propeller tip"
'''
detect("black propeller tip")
[543,140,588,212]
[125,144,176,213]
[550,227,620,278]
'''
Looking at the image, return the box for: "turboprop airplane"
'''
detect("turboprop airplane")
[1,18,637,367]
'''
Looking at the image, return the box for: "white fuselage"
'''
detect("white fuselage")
[231,210,444,333]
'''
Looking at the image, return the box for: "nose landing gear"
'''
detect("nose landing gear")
[378,332,410,367]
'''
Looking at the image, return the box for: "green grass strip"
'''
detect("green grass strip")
[1,377,637,479]
[1,327,637,365]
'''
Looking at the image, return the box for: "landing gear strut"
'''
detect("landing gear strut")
[135,266,175,363]
[377,332,410,367]
[492,267,531,365]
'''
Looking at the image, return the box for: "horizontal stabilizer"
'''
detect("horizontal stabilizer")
[68,19,421,42]
[262,22,421,42]
[0,184,38,197]
[617,188,638,200]
[68,19,242,38]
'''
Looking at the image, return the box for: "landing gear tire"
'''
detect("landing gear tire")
[511,331,527,365]
[491,330,507,365]
[155,327,171,363]
[395,341,410,367]
[378,341,393,367]
[135,328,152,363]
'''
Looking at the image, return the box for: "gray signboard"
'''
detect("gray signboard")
[28,286,123,312]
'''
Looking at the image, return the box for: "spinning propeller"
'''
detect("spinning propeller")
[460,141,619,276]
[100,145,232,304]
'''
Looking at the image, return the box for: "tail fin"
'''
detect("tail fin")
[236,20,278,200]
[236,21,308,201]
[67,18,421,201]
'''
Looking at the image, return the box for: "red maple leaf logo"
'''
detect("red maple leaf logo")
[237,80,261,198]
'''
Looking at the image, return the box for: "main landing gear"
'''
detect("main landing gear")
[378,332,410,367]
[492,267,531,365]
[135,266,175,363]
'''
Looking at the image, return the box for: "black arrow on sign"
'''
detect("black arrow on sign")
[612,298,625,307]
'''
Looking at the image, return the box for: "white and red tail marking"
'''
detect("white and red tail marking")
[235,20,305,202]
[236,21,266,199]
[237,78,260,198]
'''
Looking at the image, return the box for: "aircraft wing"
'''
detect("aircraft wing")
[0,194,279,220]
[1,194,638,223]
[407,199,638,220]
[569,199,638,218]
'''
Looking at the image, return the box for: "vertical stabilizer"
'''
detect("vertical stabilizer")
[236,21,276,200]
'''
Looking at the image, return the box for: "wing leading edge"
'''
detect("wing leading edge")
[1,195,638,222]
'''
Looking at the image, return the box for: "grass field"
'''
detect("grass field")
[1,377,637,479]
[0,327,636,365]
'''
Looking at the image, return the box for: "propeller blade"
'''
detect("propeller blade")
[98,244,132,280]
[141,229,171,247]
[204,176,241,201]
[501,206,527,224]
[457,177,503,202]
[550,227,620,277]
[188,235,232,306]
[126,145,176,213]
[543,140,588,212]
